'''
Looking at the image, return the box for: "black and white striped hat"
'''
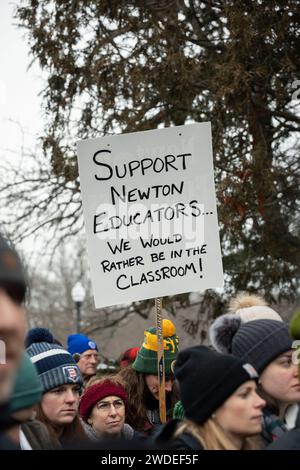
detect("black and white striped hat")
[26,328,83,393]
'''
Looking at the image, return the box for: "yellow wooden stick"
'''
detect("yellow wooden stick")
[155,297,167,423]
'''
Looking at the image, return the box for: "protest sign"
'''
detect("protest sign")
[77,122,223,308]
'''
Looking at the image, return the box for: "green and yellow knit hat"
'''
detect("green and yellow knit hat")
[290,309,300,381]
[132,319,179,375]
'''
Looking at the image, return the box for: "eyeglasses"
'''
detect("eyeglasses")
[96,399,125,412]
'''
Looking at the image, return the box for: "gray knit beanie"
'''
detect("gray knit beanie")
[210,318,292,373]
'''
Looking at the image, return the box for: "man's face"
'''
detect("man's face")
[77,349,99,378]
[0,289,26,402]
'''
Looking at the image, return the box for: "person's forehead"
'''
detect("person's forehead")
[56,383,79,389]
[82,349,98,356]
[145,374,172,380]
[277,350,292,358]
[98,395,123,403]
[235,379,256,391]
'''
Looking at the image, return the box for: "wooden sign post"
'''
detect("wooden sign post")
[155,297,167,423]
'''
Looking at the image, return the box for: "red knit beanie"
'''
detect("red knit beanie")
[79,379,128,421]
[119,347,140,369]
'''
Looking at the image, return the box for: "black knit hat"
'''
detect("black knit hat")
[0,234,26,303]
[210,318,292,373]
[174,345,258,425]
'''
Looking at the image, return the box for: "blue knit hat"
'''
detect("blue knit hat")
[67,334,98,356]
[26,328,83,393]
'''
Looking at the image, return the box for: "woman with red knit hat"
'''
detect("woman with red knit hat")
[79,377,138,442]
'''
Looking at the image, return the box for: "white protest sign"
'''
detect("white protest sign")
[77,122,223,308]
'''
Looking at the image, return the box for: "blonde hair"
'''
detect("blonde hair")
[174,418,262,450]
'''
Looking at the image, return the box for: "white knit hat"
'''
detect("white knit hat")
[229,293,282,323]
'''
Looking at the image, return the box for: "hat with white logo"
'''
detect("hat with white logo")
[26,328,83,393]
[67,334,98,356]
[174,345,259,424]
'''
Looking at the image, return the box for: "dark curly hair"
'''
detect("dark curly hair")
[116,366,179,433]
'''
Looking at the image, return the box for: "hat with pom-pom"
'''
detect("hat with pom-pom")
[289,309,300,341]
[132,319,179,375]
[210,293,283,356]
[228,293,283,323]
[26,328,83,392]
[210,318,292,373]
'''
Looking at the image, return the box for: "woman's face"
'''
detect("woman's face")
[215,380,265,439]
[144,374,174,400]
[41,384,80,425]
[88,395,125,438]
[260,350,300,404]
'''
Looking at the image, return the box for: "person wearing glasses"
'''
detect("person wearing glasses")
[79,377,137,441]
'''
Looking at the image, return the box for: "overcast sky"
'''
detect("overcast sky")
[0,1,43,160]
[0,2,46,260]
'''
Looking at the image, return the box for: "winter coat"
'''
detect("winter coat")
[261,408,287,445]
[285,403,300,429]
[153,419,204,451]
[137,391,175,436]
[261,404,300,446]
[21,420,60,450]
[266,428,300,450]
[0,434,18,450]
[82,420,138,442]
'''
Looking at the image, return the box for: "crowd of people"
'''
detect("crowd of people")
[1,232,300,451]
